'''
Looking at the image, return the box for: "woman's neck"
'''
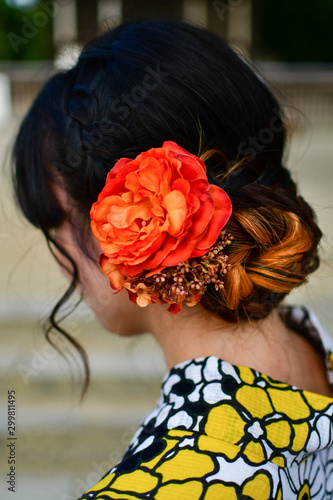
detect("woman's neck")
[147,304,332,397]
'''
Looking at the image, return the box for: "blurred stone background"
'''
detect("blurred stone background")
[0,1,333,499]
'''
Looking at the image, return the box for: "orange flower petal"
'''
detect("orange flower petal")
[136,292,151,307]
[122,191,134,203]
[109,203,151,229]
[172,178,190,197]
[161,238,197,268]
[186,193,214,240]
[111,157,132,175]
[186,293,202,307]
[100,241,121,256]
[90,219,108,243]
[163,141,206,175]
[143,233,177,271]
[193,186,232,253]
[93,195,124,223]
[177,155,207,180]
[162,190,187,235]
[139,157,162,193]
[125,171,140,192]
[118,232,167,276]
[167,303,182,314]
[99,255,124,290]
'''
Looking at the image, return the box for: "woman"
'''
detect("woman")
[12,19,333,500]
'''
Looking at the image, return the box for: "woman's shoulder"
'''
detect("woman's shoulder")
[278,303,333,386]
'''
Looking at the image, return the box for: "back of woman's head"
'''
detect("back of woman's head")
[12,19,321,328]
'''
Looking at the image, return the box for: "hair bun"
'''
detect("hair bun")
[201,195,321,322]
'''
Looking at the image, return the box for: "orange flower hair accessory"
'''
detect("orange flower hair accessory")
[90,141,233,314]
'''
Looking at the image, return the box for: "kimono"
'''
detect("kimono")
[79,305,333,499]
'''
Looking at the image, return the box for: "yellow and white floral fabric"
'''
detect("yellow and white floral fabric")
[79,306,333,499]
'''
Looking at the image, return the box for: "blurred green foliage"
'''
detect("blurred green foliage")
[261,0,333,62]
[0,0,52,60]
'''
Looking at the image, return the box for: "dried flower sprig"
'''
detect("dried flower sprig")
[123,230,233,314]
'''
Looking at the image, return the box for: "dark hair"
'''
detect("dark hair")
[12,19,321,395]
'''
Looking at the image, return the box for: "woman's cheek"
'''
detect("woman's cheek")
[50,222,147,335]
